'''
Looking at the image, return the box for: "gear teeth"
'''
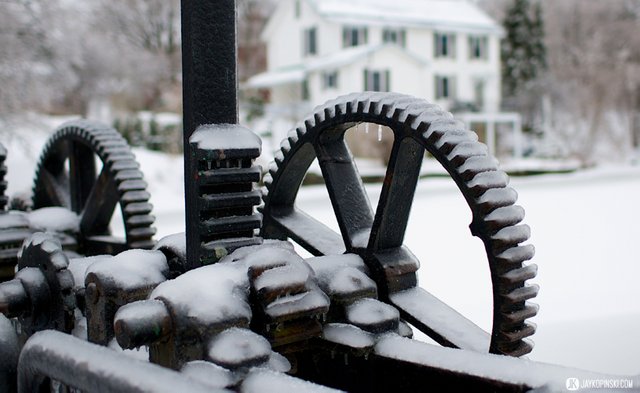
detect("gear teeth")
[314,111,325,125]
[475,187,519,214]
[304,118,316,131]
[447,142,489,167]
[424,119,467,140]
[118,180,148,193]
[388,98,422,121]
[497,338,534,357]
[199,167,262,185]
[121,190,151,203]
[501,284,539,304]
[395,102,429,124]
[467,171,509,197]
[412,107,452,133]
[124,202,154,216]
[434,132,480,155]
[280,138,291,153]
[114,170,144,182]
[456,156,499,182]
[496,244,535,265]
[200,190,263,210]
[498,264,538,286]
[268,162,279,178]
[262,173,273,189]
[200,214,263,236]
[125,214,156,228]
[483,205,525,231]
[127,226,157,240]
[501,303,539,327]
[497,322,537,343]
[491,224,531,248]
[110,160,140,171]
[274,151,285,167]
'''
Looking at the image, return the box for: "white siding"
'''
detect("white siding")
[262,0,503,113]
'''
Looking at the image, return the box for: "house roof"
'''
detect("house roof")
[307,0,502,34]
[245,44,426,89]
[245,66,306,89]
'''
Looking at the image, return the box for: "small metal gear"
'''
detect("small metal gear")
[32,120,156,255]
[0,233,75,336]
[260,92,538,357]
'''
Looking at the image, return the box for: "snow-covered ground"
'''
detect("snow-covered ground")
[2,121,639,376]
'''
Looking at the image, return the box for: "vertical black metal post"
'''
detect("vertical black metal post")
[181,0,238,270]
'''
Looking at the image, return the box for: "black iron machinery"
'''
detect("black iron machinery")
[0,1,637,392]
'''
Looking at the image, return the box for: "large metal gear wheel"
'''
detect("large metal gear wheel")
[32,120,156,255]
[261,92,538,357]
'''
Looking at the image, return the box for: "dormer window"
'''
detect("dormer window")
[434,32,456,59]
[303,27,317,56]
[382,28,406,47]
[343,26,368,48]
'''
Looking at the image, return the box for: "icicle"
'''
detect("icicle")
[365,122,370,134]
[344,353,349,365]
[377,124,383,141]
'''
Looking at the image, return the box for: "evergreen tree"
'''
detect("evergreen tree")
[501,0,547,96]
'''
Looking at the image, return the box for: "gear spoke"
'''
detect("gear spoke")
[368,136,424,252]
[80,166,119,237]
[268,206,345,256]
[68,141,97,213]
[39,168,70,209]
[314,136,374,250]
[389,287,491,352]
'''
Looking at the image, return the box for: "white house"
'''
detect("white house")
[246,0,523,158]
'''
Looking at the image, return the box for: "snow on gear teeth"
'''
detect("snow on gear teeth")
[187,124,264,266]
[260,92,538,357]
[31,120,156,253]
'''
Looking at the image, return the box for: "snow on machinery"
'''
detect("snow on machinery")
[0,1,636,392]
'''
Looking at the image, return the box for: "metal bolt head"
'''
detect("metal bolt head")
[85,283,100,305]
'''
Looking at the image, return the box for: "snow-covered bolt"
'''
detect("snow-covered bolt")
[345,298,400,334]
[84,249,170,345]
[114,261,253,369]
[114,299,172,350]
[85,282,100,305]
[206,327,271,370]
[0,277,29,317]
